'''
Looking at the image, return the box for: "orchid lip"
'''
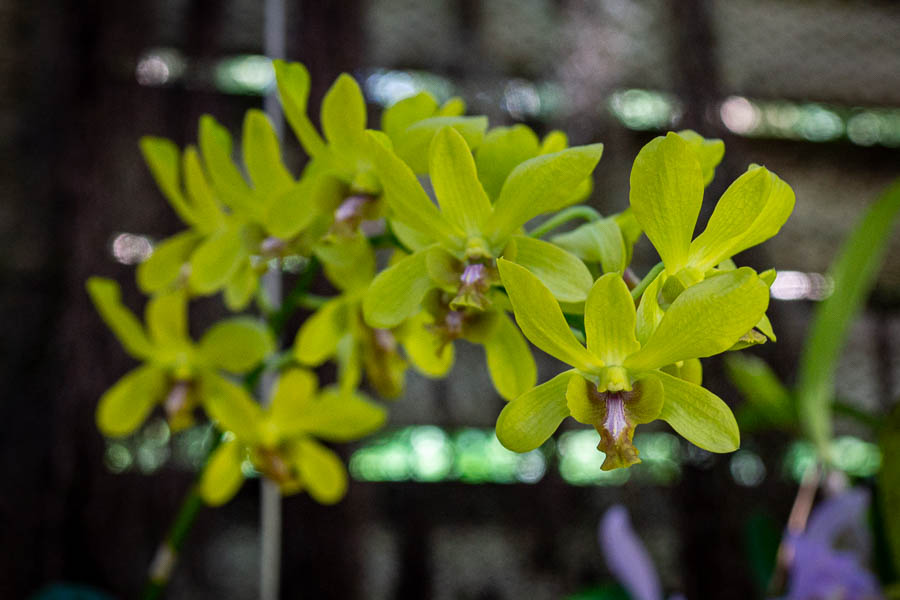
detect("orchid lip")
[164,381,190,418]
[373,328,397,352]
[460,263,487,286]
[334,194,371,223]
[445,311,465,335]
[604,392,628,441]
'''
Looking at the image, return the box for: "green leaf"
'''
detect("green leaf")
[136,231,199,294]
[488,143,604,242]
[366,132,464,247]
[584,274,640,365]
[381,91,439,139]
[688,166,795,271]
[96,365,167,437]
[321,73,366,153]
[551,218,627,274]
[294,298,348,366]
[393,116,488,174]
[200,439,246,506]
[200,372,262,443]
[495,370,575,452]
[188,226,246,294]
[509,236,593,303]
[796,178,900,457]
[242,109,294,197]
[198,115,257,217]
[429,127,493,236]
[145,289,187,348]
[273,60,326,158]
[198,317,275,374]
[879,405,900,575]
[182,147,225,234]
[629,132,703,273]
[475,125,540,200]
[286,387,386,442]
[625,268,769,371]
[724,353,794,427]
[363,249,435,328]
[483,312,537,400]
[86,277,154,359]
[657,371,740,453]
[291,438,348,504]
[139,137,195,227]
[677,130,725,186]
[497,259,599,371]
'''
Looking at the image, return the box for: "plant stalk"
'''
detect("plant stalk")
[527,205,602,239]
[261,1,286,594]
[630,262,664,300]
[141,431,222,600]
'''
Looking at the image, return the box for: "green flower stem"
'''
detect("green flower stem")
[630,262,664,300]
[527,205,602,238]
[268,256,320,334]
[141,431,223,600]
[297,293,329,310]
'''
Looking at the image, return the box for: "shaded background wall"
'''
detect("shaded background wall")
[2,0,899,598]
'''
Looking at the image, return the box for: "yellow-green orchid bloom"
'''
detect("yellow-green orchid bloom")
[359,127,603,398]
[86,278,274,436]
[629,132,794,312]
[495,260,770,470]
[294,234,452,399]
[273,61,487,240]
[137,109,319,309]
[199,368,386,506]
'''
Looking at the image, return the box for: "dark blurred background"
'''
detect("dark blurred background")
[2,0,900,598]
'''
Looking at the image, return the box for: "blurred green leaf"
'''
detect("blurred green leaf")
[796,179,900,458]
[742,511,780,592]
[725,352,794,429]
[879,404,900,576]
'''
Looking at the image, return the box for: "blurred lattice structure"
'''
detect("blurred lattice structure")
[2,1,899,599]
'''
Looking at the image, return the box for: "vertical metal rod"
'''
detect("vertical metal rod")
[261,0,286,599]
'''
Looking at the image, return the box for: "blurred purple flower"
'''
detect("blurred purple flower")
[599,505,664,600]
[783,489,882,600]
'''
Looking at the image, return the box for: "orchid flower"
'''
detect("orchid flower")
[200,368,385,506]
[86,278,273,435]
[496,260,769,469]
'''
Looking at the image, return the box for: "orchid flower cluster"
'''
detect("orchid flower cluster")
[88,60,795,508]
